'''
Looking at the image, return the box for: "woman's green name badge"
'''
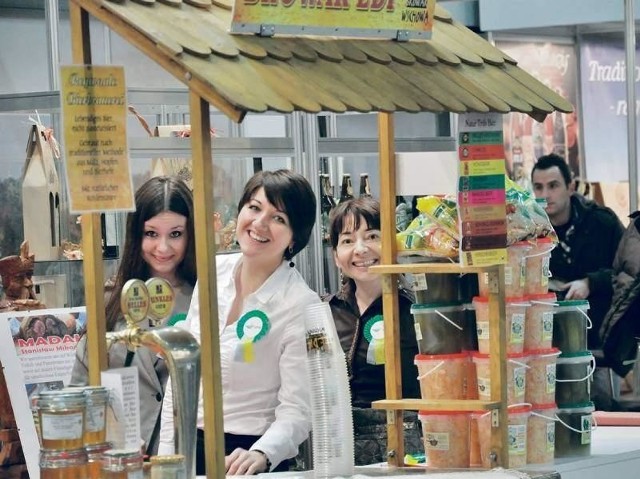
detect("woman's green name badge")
[235,310,269,363]
[364,315,385,365]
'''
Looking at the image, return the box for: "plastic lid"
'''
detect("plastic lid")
[558,350,593,359]
[415,352,468,361]
[471,351,528,359]
[510,241,533,248]
[535,236,554,244]
[507,404,532,414]
[526,347,561,356]
[472,296,529,304]
[556,401,595,413]
[411,301,464,311]
[555,299,590,309]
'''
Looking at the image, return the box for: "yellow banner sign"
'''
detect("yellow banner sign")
[231,0,436,39]
[60,65,134,213]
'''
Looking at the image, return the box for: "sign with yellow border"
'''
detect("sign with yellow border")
[231,0,435,39]
[60,65,134,213]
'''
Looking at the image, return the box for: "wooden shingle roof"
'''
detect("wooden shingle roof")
[75,0,574,122]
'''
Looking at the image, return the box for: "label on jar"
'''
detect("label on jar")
[508,424,527,455]
[510,314,525,344]
[513,367,526,398]
[581,415,592,445]
[546,421,555,452]
[546,364,557,393]
[86,404,106,432]
[41,412,83,440]
[423,431,450,451]
[476,321,490,340]
[542,312,554,341]
[409,273,428,291]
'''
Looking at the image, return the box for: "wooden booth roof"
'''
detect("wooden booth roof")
[76,0,574,122]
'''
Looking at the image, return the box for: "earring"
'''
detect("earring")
[288,245,295,268]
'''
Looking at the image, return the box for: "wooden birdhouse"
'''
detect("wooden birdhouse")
[22,124,61,261]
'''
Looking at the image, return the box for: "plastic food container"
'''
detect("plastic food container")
[525,237,555,295]
[34,389,86,451]
[478,404,532,468]
[555,352,596,406]
[469,412,483,467]
[555,402,595,458]
[553,300,591,354]
[525,348,560,405]
[472,352,528,405]
[473,296,529,354]
[525,293,557,350]
[478,242,531,297]
[399,256,460,304]
[415,353,469,400]
[419,410,470,468]
[528,403,557,464]
[411,302,466,355]
[462,304,479,352]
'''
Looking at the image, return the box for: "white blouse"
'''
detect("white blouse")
[158,253,321,470]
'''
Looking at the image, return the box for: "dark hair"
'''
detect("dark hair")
[237,170,316,260]
[105,176,196,331]
[532,154,572,186]
[329,197,380,249]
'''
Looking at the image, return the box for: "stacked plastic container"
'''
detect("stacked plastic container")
[303,302,354,478]
[553,299,595,458]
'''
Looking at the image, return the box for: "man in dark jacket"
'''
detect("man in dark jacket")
[532,154,625,409]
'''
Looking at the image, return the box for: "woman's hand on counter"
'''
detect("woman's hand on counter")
[225,448,268,475]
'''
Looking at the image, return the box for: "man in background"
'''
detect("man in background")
[531,154,625,410]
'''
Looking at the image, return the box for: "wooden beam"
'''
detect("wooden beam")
[72,0,244,123]
[189,92,225,479]
[377,111,404,466]
[70,0,108,384]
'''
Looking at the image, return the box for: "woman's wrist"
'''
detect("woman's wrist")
[253,449,272,471]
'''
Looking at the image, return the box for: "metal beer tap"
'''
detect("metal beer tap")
[106,278,200,479]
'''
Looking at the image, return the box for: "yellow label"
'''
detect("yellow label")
[461,248,507,267]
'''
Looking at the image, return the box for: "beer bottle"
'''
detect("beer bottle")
[359,173,372,198]
[339,174,354,203]
[320,174,335,242]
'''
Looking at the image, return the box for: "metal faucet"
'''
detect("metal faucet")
[106,278,200,479]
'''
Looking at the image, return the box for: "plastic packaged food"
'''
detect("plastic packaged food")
[525,348,560,405]
[477,404,531,468]
[396,213,459,258]
[528,403,557,464]
[411,303,466,354]
[473,296,529,354]
[525,237,555,295]
[419,410,470,468]
[555,402,594,458]
[472,352,527,405]
[553,300,590,354]
[417,195,460,240]
[555,352,595,406]
[414,352,469,400]
[477,242,531,297]
[525,293,557,350]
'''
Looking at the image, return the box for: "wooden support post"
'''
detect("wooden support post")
[69,1,107,384]
[189,92,225,479]
[377,112,404,466]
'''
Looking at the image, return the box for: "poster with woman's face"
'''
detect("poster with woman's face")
[496,41,580,187]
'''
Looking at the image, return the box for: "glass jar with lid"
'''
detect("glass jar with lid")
[101,449,144,479]
[150,454,186,479]
[34,389,86,451]
[40,448,88,479]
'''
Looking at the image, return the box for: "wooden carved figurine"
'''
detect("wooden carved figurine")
[0,240,45,312]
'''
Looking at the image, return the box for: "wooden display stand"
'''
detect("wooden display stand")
[369,113,510,468]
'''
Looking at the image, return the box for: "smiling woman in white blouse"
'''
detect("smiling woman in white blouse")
[158,169,321,476]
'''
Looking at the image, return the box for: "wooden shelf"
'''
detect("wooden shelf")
[369,263,500,275]
[371,399,501,412]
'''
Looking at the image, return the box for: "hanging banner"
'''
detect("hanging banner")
[458,113,508,267]
[231,0,436,39]
[60,65,135,213]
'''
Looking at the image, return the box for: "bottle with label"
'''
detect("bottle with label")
[359,173,372,198]
[320,174,336,243]
[338,174,354,203]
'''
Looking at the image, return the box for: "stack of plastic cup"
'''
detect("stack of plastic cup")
[304,303,354,478]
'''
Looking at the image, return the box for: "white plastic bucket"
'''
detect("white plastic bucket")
[553,300,591,354]
[554,402,595,458]
[411,303,466,355]
[477,404,532,468]
[555,352,596,406]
